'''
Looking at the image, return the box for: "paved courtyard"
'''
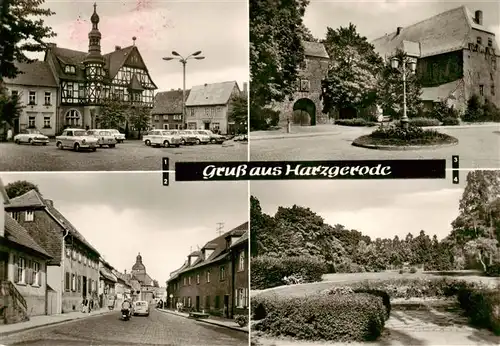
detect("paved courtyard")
[0,308,247,346]
[0,139,247,171]
[250,125,500,170]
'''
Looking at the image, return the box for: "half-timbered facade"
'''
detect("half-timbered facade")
[43,4,157,133]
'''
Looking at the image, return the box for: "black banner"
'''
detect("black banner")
[175,160,446,181]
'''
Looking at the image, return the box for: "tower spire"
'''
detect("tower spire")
[87,3,103,57]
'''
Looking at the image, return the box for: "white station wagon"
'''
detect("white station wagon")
[149,129,182,148]
[56,128,98,152]
[13,129,49,145]
[86,129,117,148]
[104,129,125,143]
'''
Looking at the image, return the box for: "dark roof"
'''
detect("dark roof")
[185,81,238,106]
[4,61,57,88]
[100,267,117,283]
[167,222,248,281]
[371,6,498,59]
[8,190,100,257]
[303,41,329,59]
[46,45,157,88]
[133,272,153,286]
[152,89,190,115]
[4,213,52,258]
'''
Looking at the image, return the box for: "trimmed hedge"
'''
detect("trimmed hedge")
[251,255,327,290]
[442,117,460,126]
[409,117,440,127]
[252,293,386,342]
[353,289,391,320]
[335,118,377,127]
[458,287,500,335]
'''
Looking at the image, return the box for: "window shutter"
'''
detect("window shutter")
[13,255,19,282]
[26,260,32,285]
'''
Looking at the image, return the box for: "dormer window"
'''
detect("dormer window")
[65,65,76,74]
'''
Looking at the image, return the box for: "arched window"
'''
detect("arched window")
[65,109,81,127]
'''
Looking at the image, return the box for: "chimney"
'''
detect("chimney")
[115,45,121,51]
[396,27,403,35]
[242,82,248,94]
[475,10,483,25]
[124,269,127,274]
[44,199,53,208]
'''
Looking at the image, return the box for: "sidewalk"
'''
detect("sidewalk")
[156,308,248,333]
[0,308,113,337]
[250,122,500,141]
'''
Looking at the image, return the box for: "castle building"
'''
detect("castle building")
[372,6,500,113]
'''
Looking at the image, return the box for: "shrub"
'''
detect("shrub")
[399,269,404,274]
[369,124,448,142]
[335,261,366,273]
[486,263,500,277]
[323,286,355,296]
[235,314,249,327]
[251,255,327,290]
[353,289,391,320]
[409,267,417,274]
[429,99,460,121]
[483,99,500,122]
[335,118,376,127]
[252,293,281,320]
[457,287,500,335]
[463,94,484,122]
[442,116,460,126]
[253,293,386,342]
[408,117,440,127]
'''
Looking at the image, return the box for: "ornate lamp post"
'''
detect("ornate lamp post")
[162,51,205,129]
[390,55,417,129]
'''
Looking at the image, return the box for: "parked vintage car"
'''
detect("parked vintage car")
[143,131,153,146]
[149,129,182,148]
[133,301,150,317]
[234,134,248,142]
[86,129,117,148]
[55,128,98,151]
[13,129,50,145]
[175,130,198,145]
[104,129,126,143]
[183,130,210,144]
[197,130,225,144]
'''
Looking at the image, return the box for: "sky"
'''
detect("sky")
[34,0,248,92]
[1,173,248,286]
[251,177,469,241]
[304,0,500,46]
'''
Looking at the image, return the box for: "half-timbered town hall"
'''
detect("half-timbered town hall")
[43,3,157,132]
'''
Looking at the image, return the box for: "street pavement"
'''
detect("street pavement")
[0,308,248,346]
[0,139,247,171]
[250,125,500,170]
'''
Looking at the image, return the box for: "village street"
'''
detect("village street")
[0,139,247,171]
[250,125,500,170]
[0,309,247,346]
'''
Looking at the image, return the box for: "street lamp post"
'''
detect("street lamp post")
[163,51,205,129]
[391,55,417,129]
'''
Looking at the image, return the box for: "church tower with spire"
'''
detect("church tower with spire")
[84,3,105,104]
[132,252,146,275]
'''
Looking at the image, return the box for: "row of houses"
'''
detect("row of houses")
[2,4,247,137]
[0,178,161,324]
[166,222,249,319]
[279,6,500,125]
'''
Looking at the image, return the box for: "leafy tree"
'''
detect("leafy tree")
[250,0,309,108]
[300,24,317,42]
[321,24,383,117]
[464,237,498,272]
[0,87,23,136]
[228,93,247,134]
[463,94,483,122]
[0,0,56,80]
[5,180,40,198]
[129,106,151,139]
[98,98,127,129]
[377,49,423,119]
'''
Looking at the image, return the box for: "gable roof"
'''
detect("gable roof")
[7,190,100,257]
[132,272,153,286]
[185,81,238,107]
[4,213,52,259]
[4,61,58,88]
[371,6,497,59]
[303,41,329,59]
[167,222,248,281]
[152,89,190,115]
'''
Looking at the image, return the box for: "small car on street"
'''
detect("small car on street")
[56,128,98,152]
[13,129,50,145]
[104,129,126,143]
[176,130,198,145]
[143,131,153,146]
[197,130,225,144]
[86,129,117,148]
[133,301,150,317]
[184,129,210,145]
[149,129,182,148]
